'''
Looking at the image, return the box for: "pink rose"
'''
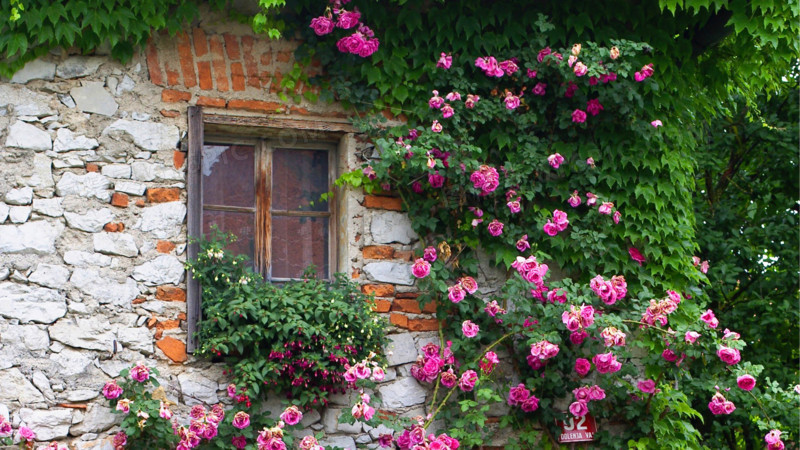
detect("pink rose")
[441,104,454,118]
[586,191,597,206]
[570,330,588,345]
[685,331,700,344]
[461,320,479,338]
[717,346,741,365]
[504,92,520,110]
[458,370,478,392]
[102,380,123,399]
[532,82,547,96]
[589,385,606,400]
[575,358,591,376]
[547,153,565,169]
[543,220,559,236]
[598,202,614,215]
[436,52,452,69]
[411,258,431,278]
[610,46,620,59]
[18,426,35,441]
[423,246,437,262]
[651,119,663,127]
[507,383,531,406]
[465,94,480,108]
[487,219,504,236]
[232,411,250,429]
[568,190,582,207]
[638,379,656,394]
[336,10,361,29]
[586,99,604,116]
[569,401,589,417]
[507,199,521,213]
[737,374,756,391]
[429,90,444,109]
[309,16,335,36]
[521,394,540,412]
[572,109,587,123]
[499,59,519,75]
[592,352,622,374]
[628,247,646,266]
[280,406,303,426]
[573,386,591,402]
[537,47,551,63]
[460,276,478,294]
[130,363,150,382]
[112,432,128,448]
[573,61,588,76]
[431,120,443,133]
[428,171,445,188]
[700,309,719,328]
[613,210,621,224]
[516,234,530,252]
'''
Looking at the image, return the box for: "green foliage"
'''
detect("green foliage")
[186,229,387,408]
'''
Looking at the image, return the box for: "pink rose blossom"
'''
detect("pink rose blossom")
[573,386,591,402]
[589,385,606,400]
[484,300,506,317]
[723,328,741,340]
[586,99,604,116]
[628,247,646,266]
[441,104,454,118]
[521,395,540,412]
[634,63,654,82]
[573,61,588,76]
[570,330,588,345]
[592,352,622,374]
[532,82,547,96]
[461,320,480,338]
[460,276,478,294]
[102,380,123,399]
[651,119,663,127]
[447,283,466,303]
[445,91,461,101]
[475,56,504,77]
[547,288,567,304]
[280,406,303,426]
[685,331,700,344]
[479,351,500,374]
[708,392,735,415]
[516,234,530,252]
[113,432,128,448]
[507,198,521,213]
[412,181,423,194]
[499,59,519,75]
[700,309,719,328]
[429,90,444,109]
[159,401,173,419]
[537,47,552,63]
[613,210,621,224]
[600,327,626,347]
[411,258,431,278]
[309,16,335,36]
[765,430,784,450]
[431,120,443,133]
[543,220,559,236]
[638,379,656,394]
[527,68,537,78]
[459,370,478,392]
[553,209,569,231]
[232,411,250,429]
[568,190,582,207]
[465,94,480,108]
[598,202,614,215]
[130,362,150,382]
[336,9,361,29]
[487,219,504,236]
[507,383,531,406]
[575,358,591,376]
[428,171,445,188]
[548,153,565,169]
[423,246,437,262]
[572,109,587,123]
[737,374,756,391]
[504,92,521,110]
[717,346,741,365]
[436,52,452,69]
[569,401,589,417]
[700,260,709,273]
[609,46,620,59]
[116,398,131,414]
[586,192,597,206]
[662,348,678,362]
[470,165,500,195]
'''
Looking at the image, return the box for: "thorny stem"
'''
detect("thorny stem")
[428,325,447,411]
[621,319,676,336]
[423,331,515,429]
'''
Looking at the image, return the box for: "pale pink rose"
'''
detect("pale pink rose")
[700,260,709,273]
[431,120,443,133]
[547,153,565,169]
[460,276,478,294]
[436,52,452,69]
[598,202,614,215]
[685,331,700,344]
[280,406,303,426]
[461,320,480,338]
[573,61,588,76]
[569,401,589,416]
[609,46,620,59]
[370,367,385,382]
[651,119,663,127]
[445,91,461,101]
[116,398,131,414]
[232,411,250,429]
[411,258,431,278]
[568,190,582,207]
[159,401,173,420]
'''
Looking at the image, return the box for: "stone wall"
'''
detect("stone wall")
[0,14,441,449]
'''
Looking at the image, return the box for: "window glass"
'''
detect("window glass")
[202,210,256,265]
[202,144,256,208]
[271,216,329,279]
[272,148,329,212]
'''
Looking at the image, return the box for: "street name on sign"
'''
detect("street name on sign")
[556,413,597,443]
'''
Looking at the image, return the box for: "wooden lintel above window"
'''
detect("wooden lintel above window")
[203,113,355,138]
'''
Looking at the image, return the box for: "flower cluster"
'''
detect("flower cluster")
[479,351,500,374]
[543,209,569,236]
[174,404,226,448]
[765,430,786,450]
[351,392,376,421]
[447,276,478,303]
[640,290,681,327]
[396,423,460,450]
[344,354,387,385]
[511,255,549,290]
[569,385,606,417]
[589,274,627,305]
[592,351,623,374]
[527,339,560,370]
[311,4,379,58]
[507,383,541,412]
[708,391,736,415]
[600,326,626,347]
[475,56,519,77]
[470,165,500,195]
[410,341,455,384]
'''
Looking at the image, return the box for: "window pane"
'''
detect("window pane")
[271,216,329,279]
[202,209,255,264]
[202,144,255,208]
[272,148,329,212]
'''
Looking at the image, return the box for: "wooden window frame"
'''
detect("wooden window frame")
[186,106,354,352]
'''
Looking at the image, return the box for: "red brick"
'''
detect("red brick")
[389,313,408,328]
[165,62,180,86]
[156,319,180,331]
[160,109,180,118]
[361,284,395,297]
[373,299,391,313]
[209,35,229,92]
[269,71,283,93]
[147,317,158,328]
[177,312,187,321]
[156,240,176,253]
[135,199,145,207]
[363,195,403,211]
[156,286,186,302]
[173,150,186,169]
[146,187,180,203]
[227,99,284,114]
[156,336,188,363]
[162,89,191,103]
[86,163,99,173]
[291,106,310,115]
[110,193,129,208]
[240,35,260,88]
[192,28,208,57]
[197,61,213,90]
[260,51,272,66]
[103,222,125,232]
[362,245,394,259]
[223,33,241,60]
[351,269,360,279]
[391,298,423,314]
[146,39,164,86]
[196,96,226,108]
[230,62,245,91]
[393,250,414,262]
[154,329,163,340]
[177,32,197,88]
[276,51,291,63]
[407,318,439,331]
[132,297,146,305]
[395,291,420,299]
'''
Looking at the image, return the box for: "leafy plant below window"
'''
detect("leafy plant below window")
[187,229,387,408]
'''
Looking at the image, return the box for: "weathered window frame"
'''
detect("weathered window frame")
[186,106,355,352]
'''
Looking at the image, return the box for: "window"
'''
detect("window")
[186,106,354,352]
[200,139,336,280]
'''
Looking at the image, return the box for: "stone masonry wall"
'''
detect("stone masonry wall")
[0,13,441,450]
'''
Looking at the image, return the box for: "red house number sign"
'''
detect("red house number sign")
[556,413,597,443]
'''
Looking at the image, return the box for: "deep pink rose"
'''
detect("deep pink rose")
[572,109,587,123]
[458,370,478,392]
[575,358,591,376]
[461,320,479,338]
[336,10,361,29]
[436,52,452,69]
[423,246,437,262]
[411,258,431,278]
[130,363,150,382]
[737,374,756,391]
[309,16,335,36]
[717,346,741,365]
[232,411,250,429]
[628,247,646,266]
[487,219,504,236]
[569,401,589,417]
[102,380,123,399]
[638,379,656,394]
[507,383,531,406]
